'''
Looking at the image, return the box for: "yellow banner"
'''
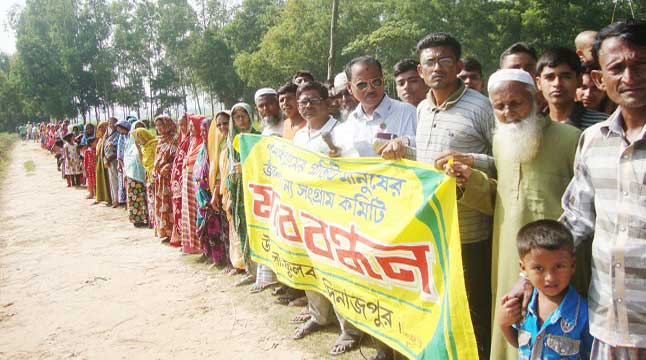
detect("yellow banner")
[238,134,477,359]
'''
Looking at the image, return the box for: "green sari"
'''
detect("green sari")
[226,103,260,264]
[95,121,111,203]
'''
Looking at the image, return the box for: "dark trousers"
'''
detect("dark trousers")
[462,240,492,360]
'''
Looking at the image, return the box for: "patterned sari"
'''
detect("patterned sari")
[170,117,191,247]
[193,119,228,265]
[180,115,205,254]
[124,129,149,227]
[94,122,111,203]
[153,117,178,239]
[226,103,260,266]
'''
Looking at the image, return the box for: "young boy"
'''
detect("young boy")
[497,219,593,359]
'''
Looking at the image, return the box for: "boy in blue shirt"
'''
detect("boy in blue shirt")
[496,219,593,359]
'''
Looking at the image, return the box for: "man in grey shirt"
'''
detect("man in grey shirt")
[383,32,494,359]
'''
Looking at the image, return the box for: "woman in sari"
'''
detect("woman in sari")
[222,103,262,285]
[94,121,111,205]
[152,115,178,242]
[115,120,131,206]
[132,127,159,230]
[193,114,228,265]
[181,114,205,254]
[123,121,148,227]
[170,114,190,247]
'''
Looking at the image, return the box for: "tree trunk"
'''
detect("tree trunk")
[210,90,215,116]
[327,0,339,81]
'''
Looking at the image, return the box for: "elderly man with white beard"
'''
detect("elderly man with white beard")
[443,68,582,360]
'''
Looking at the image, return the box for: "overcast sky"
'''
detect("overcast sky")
[0,0,24,54]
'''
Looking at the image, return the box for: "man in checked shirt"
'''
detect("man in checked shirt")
[558,20,646,360]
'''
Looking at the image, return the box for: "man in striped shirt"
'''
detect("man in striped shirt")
[537,47,608,131]
[383,32,495,359]
[560,20,646,359]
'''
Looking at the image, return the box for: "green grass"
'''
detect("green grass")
[23,160,36,174]
[0,132,19,183]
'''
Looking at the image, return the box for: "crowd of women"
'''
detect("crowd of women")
[37,104,275,289]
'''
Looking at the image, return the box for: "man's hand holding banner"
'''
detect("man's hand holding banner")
[237,134,477,359]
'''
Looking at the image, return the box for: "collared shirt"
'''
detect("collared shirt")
[543,102,609,131]
[560,107,646,347]
[516,285,593,360]
[417,80,495,243]
[336,95,416,157]
[293,116,357,156]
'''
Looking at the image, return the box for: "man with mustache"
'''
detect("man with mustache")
[537,47,608,130]
[337,55,417,157]
[443,68,581,360]
[382,31,496,359]
[255,87,284,136]
[561,20,646,359]
[290,81,359,356]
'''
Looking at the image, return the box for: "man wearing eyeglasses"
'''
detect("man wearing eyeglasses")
[291,81,359,356]
[336,55,417,157]
[382,32,495,360]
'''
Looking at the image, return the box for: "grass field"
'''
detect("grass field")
[0,132,19,183]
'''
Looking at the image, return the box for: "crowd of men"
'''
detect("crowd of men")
[25,20,645,360]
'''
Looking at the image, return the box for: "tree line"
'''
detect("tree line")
[0,0,642,131]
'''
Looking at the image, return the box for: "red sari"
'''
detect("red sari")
[83,147,97,193]
[153,119,178,239]
[180,115,205,254]
[170,126,191,247]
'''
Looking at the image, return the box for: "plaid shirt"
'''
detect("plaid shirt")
[560,107,646,348]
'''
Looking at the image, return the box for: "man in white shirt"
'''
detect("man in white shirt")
[336,55,417,156]
[255,87,284,136]
[291,81,357,356]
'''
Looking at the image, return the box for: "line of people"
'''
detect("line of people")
[28,20,645,360]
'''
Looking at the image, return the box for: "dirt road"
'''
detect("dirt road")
[0,142,364,359]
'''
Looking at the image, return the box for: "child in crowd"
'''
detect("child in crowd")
[497,219,592,359]
[83,137,97,199]
[62,133,83,187]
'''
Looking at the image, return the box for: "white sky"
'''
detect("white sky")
[0,0,242,55]
[0,0,24,54]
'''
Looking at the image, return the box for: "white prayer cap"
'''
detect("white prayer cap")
[254,87,278,102]
[334,72,348,93]
[487,68,536,95]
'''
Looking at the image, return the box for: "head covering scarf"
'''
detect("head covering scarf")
[226,103,260,264]
[96,122,108,138]
[123,122,148,183]
[81,123,95,146]
[194,117,214,185]
[227,103,257,173]
[132,128,158,179]
[116,120,132,132]
[207,111,230,193]
[95,121,108,151]
[183,115,206,170]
